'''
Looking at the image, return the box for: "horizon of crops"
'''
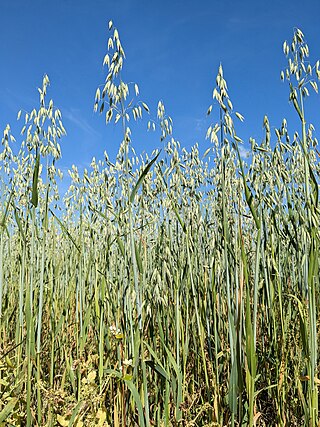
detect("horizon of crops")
[0,23,319,426]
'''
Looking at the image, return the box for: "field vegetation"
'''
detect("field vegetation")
[0,23,319,426]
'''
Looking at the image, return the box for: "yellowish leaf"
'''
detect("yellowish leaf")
[96,408,107,426]
[87,370,96,383]
[57,414,69,427]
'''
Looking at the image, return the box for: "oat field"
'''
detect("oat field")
[0,24,319,426]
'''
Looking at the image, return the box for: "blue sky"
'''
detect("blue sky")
[1,0,320,175]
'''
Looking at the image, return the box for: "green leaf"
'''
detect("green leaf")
[12,203,26,243]
[235,145,260,230]
[49,209,80,252]
[116,235,125,258]
[68,401,83,427]
[135,240,143,274]
[124,379,145,427]
[0,397,18,423]
[123,374,133,381]
[104,369,145,427]
[0,187,14,228]
[143,341,170,381]
[31,153,40,208]
[130,152,160,203]
[145,360,170,381]
[229,362,238,414]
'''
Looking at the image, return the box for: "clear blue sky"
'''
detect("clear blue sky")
[1,0,320,174]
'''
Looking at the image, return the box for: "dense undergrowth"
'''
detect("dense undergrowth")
[0,24,319,426]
